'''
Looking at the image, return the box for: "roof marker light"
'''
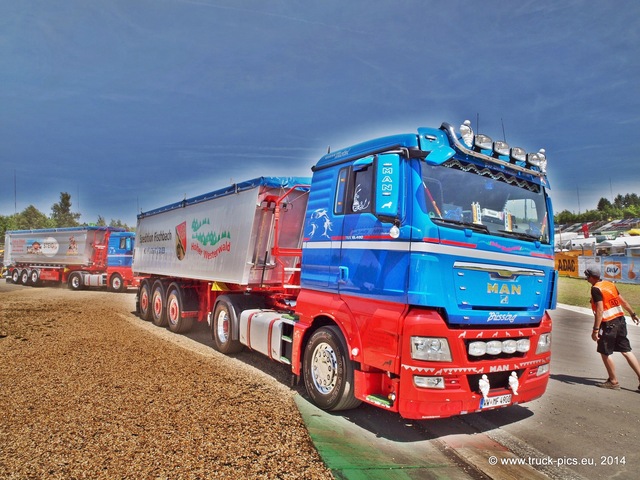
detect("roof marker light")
[527,149,547,173]
[493,141,510,157]
[474,134,493,151]
[510,147,526,164]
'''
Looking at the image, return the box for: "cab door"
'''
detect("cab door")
[336,154,408,373]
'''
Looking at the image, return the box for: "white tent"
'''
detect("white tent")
[598,236,640,254]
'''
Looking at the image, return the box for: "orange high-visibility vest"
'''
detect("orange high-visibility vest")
[590,280,624,322]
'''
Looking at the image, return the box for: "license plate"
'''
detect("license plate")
[480,394,512,409]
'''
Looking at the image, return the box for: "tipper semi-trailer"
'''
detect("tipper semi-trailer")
[134,120,556,419]
[4,226,137,292]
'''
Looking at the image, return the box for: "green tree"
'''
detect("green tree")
[51,192,81,227]
[16,206,54,230]
[0,214,19,240]
[96,215,107,226]
[109,219,133,231]
[597,197,612,211]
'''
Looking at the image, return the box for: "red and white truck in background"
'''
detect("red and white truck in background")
[133,120,556,419]
[4,226,137,292]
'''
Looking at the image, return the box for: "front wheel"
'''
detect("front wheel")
[303,326,361,412]
[11,269,20,284]
[211,299,243,354]
[68,272,84,290]
[109,273,124,292]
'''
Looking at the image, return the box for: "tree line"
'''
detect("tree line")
[0,192,133,240]
[554,193,640,226]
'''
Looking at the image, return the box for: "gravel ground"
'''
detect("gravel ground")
[0,283,333,479]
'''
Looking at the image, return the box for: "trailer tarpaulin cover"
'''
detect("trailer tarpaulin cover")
[134,177,310,285]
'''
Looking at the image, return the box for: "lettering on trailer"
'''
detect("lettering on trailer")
[190,216,232,261]
[138,231,172,243]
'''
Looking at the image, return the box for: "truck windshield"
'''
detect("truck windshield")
[421,160,551,244]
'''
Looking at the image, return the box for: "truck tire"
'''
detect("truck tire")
[211,299,243,354]
[29,269,40,287]
[138,280,153,321]
[151,281,168,327]
[11,269,20,284]
[109,273,124,293]
[303,326,361,412]
[20,269,30,286]
[68,272,84,291]
[166,284,193,334]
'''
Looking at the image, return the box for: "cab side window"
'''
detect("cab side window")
[350,168,373,214]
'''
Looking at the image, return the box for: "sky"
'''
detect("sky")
[1,0,639,227]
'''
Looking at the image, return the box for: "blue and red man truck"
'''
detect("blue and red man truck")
[134,120,556,419]
[4,226,137,292]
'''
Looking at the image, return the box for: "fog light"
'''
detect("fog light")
[414,376,445,389]
[537,363,550,376]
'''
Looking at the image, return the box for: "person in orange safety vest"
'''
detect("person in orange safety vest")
[585,268,640,390]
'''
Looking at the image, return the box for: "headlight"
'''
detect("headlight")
[411,336,452,362]
[536,333,551,354]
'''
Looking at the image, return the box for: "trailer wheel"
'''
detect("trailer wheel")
[29,269,40,287]
[151,281,168,327]
[211,299,243,354]
[138,281,153,321]
[11,269,20,284]
[20,269,30,286]
[303,326,361,412]
[167,284,193,333]
[109,273,124,292]
[68,272,84,291]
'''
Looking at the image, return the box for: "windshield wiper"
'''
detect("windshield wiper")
[433,218,490,234]
[497,230,540,241]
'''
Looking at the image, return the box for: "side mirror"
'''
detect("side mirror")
[375,153,400,221]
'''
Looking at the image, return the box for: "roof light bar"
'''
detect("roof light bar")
[453,120,548,175]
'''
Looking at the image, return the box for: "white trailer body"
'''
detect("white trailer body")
[134,177,310,286]
[4,228,107,267]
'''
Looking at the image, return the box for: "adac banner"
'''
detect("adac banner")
[555,252,581,277]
